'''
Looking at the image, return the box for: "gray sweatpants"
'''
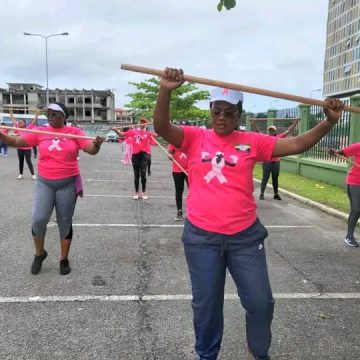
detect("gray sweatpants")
[32,175,77,240]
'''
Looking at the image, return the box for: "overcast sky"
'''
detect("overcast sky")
[0,0,329,112]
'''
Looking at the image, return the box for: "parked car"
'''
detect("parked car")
[106,131,119,142]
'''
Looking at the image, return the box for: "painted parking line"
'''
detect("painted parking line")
[96,170,171,174]
[86,179,172,183]
[47,223,316,229]
[84,195,181,198]
[1,293,360,304]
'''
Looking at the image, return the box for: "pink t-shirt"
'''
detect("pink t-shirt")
[168,144,188,173]
[342,143,360,185]
[179,126,277,234]
[267,133,285,162]
[21,126,91,180]
[125,129,156,154]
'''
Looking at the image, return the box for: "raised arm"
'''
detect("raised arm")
[30,109,41,126]
[280,118,300,137]
[9,108,17,126]
[251,119,261,133]
[153,67,185,148]
[110,128,125,136]
[272,99,344,157]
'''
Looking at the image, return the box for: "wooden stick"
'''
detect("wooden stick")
[334,153,360,169]
[112,121,153,131]
[250,118,300,121]
[137,121,153,126]
[0,125,96,141]
[120,64,360,114]
[150,136,188,176]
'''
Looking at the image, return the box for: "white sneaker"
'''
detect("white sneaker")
[133,193,140,200]
[141,193,148,200]
[32,175,37,180]
[17,174,23,180]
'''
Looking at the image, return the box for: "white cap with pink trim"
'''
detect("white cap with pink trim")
[210,87,244,105]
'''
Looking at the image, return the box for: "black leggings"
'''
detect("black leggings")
[17,149,34,175]
[172,172,189,210]
[346,185,360,238]
[132,152,147,192]
[147,154,151,173]
[260,161,280,195]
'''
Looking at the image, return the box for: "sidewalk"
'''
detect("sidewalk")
[254,178,350,223]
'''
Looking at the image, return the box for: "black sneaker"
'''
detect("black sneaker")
[344,236,359,247]
[274,193,282,200]
[174,210,183,221]
[148,170,151,176]
[60,259,71,275]
[259,194,265,200]
[31,250,48,275]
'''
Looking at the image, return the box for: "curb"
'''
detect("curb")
[253,178,349,222]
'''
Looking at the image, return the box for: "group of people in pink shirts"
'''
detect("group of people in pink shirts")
[1,66,358,359]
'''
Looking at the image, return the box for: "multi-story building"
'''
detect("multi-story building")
[0,83,117,124]
[323,0,360,97]
[114,108,136,124]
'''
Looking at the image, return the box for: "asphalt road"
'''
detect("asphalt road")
[0,143,359,360]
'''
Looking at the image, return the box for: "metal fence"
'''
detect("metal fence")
[251,101,351,165]
[304,101,350,163]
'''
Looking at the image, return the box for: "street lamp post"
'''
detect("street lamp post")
[269,99,278,109]
[310,88,322,98]
[23,32,69,106]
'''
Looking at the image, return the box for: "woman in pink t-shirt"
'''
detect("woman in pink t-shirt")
[153,67,344,360]
[252,118,300,200]
[0,103,105,276]
[168,143,188,220]
[112,118,157,199]
[9,108,38,180]
[329,145,360,247]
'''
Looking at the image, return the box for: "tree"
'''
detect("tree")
[125,77,210,122]
[217,0,237,12]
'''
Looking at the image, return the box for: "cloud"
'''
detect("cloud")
[0,0,329,112]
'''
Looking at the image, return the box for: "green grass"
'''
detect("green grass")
[253,164,350,213]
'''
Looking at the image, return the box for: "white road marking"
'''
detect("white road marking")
[86,179,172,183]
[47,223,315,229]
[47,223,185,228]
[84,195,180,198]
[1,293,359,304]
[96,170,171,174]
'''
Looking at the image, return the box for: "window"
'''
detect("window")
[85,110,91,116]
[344,64,352,74]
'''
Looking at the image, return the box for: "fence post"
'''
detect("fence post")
[294,104,311,172]
[245,112,253,131]
[349,94,360,144]
[298,104,311,135]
